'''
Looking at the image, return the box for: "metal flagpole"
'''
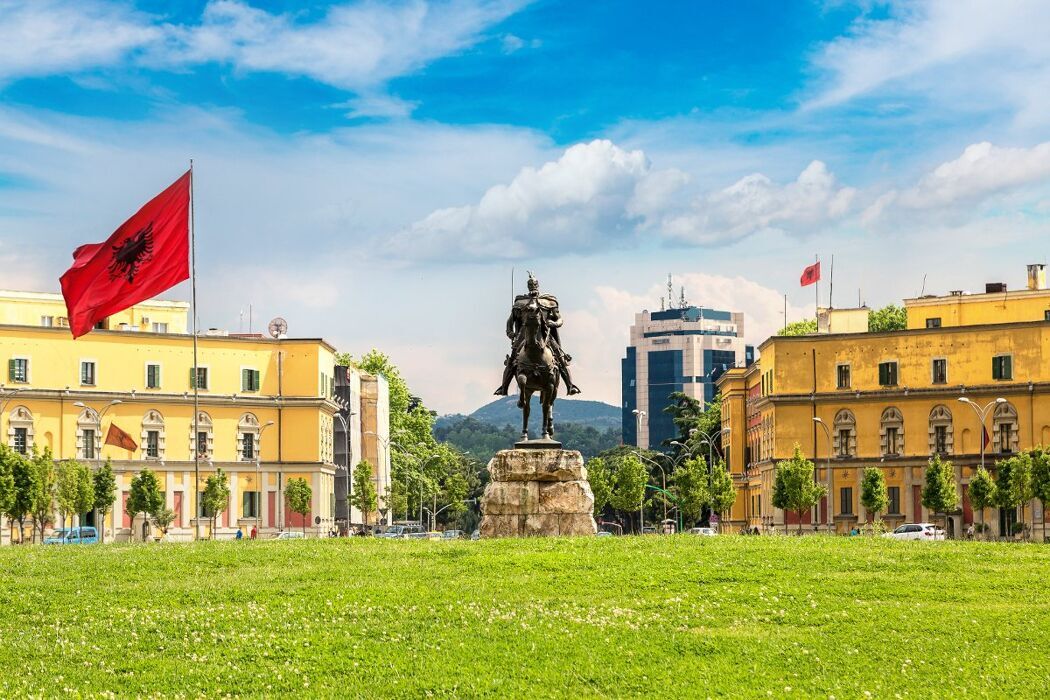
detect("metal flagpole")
[829,254,834,310]
[814,254,819,324]
[190,160,200,542]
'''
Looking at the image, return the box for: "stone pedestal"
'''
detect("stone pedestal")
[480,449,597,537]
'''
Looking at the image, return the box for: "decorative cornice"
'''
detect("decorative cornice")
[1,388,340,412]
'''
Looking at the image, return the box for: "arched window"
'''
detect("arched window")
[7,406,34,454]
[76,407,101,460]
[189,411,213,459]
[992,402,1019,454]
[928,405,953,455]
[880,407,904,456]
[833,409,856,457]
[141,410,165,460]
[238,413,260,461]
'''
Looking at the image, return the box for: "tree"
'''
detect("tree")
[586,457,612,520]
[968,467,997,541]
[350,461,378,526]
[708,459,737,532]
[93,460,117,543]
[153,508,176,535]
[868,304,907,332]
[439,469,471,524]
[56,460,94,532]
[0,445,16,528]
[127,469,164,541]
[201,468,231,539]
[772,444,826,534]
[5,448,35,543]
[1031,448,1050,543]
[672,458,708,525]
[922,454,959,534]
[860,467,889,525]
[779,319,817,336]
[285,477,312,534]
[30,448,57,543]
[609,454,648,533]
[1004,452,1034,538]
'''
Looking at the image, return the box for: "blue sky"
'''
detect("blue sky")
[1,0,1049,413]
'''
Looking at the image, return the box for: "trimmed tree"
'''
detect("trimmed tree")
[0,445,17,532]
[153,508,176,536]
[860,467,889,527]
[1006,452,1034,539]
[201,468,231,539]
[708,459,736,532]
[350,461,378,527]
[127,469,164,541]
[772,444,827,534]
[1031,448,1050,543]
[285,477,312,535]
[673,457,709,526]
[30,448,57,543]
[922,454,959,536]
[586,457,612,522]
[56,460,95,533]
[5,448,35,543]
[93,459,117,543]
[968,467,997,541]
[610,454,648,533]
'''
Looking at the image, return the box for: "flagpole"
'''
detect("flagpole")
[814,254,819,325]
[190,159,200,542]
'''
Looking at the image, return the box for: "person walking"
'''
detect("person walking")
[250,525,258,540]
[236,528,243,540]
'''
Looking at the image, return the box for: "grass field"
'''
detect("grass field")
[1,536,1049,698]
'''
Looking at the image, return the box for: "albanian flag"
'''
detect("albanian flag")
[800,261,821,287]
[60,171,191,338]
[105,423,138,452]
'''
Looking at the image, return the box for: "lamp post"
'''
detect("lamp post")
[632,409,647,533]
[635,450,670,524]
[255,420,274,533]
[812,417,832,530]
[333,410,355,532]
[958,397,1007,471]
[73,399,122,536]
[0,385,26,442]
[364,430,394,525]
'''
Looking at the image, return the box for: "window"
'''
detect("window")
[999,424,1012,453]
[840,487,853,515]
[241,432,255,460]
[243,491,260,518]
[13,428,27,454]
[146,363,161,389]
[886,427,900,455]
[242,368,261,392]
[880,407,904,456]
[197,432,209,457]
[191,412,213,460]
[8,358,28,383]
[197,491,210,518]
[80,361,96,386]
[935,425,948,454]
[992,355,1012,381]
[838,430,851,457]
[1045,310,1050,322]
[836,364,851,389]
[888,486,901,515]
[83,429,96,460]
[189,367,208,390]
[992,401,1019,454]
[925,317,942,328]
[932,358,947,384]
[57,317,69,328]
[878,361,898,386]
[833,409,856,458]
[146,431,160,458]
[40,316,54,327]
[152,322,168,333]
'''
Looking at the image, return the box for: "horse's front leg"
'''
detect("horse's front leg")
[520,387,531,441]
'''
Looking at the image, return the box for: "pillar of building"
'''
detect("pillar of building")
[228,470,239,530]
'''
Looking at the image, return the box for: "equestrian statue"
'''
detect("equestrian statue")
[495,272,581,442]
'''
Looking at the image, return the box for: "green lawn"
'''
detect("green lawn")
[1,536,1048,698]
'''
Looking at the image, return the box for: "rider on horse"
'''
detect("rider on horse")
[495,273,582,397]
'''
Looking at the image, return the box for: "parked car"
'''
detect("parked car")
[404,531,429,540]
[274,531,304,540]
[641,526,658,535]
[44,527,99,544]
[375,525,405,539]
[442,530,463,540]
[883,523,945,541]
[688,527,717,537]
[426,531,443,540]
[470,530,480,540]
[596,531,613,538]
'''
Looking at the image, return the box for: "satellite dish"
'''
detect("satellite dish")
[268,317,288,339]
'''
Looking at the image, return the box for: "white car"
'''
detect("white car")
[274,531,304,540]
[688,527,717,537]
[883,523,945,541]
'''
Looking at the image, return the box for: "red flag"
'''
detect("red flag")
[60,171,191,338]
[105,423,138,452]
[800,262,821,287]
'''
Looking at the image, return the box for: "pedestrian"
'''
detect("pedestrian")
[235,528,243,540]
[966,523,975,540]
[250,525,258,540]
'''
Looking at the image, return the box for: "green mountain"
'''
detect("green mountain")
[466,395,622,432]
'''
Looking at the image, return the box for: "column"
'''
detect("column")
[261,470,270,529]
[856,468,865,523]
[312,471,323,536]
[228,470,239,529]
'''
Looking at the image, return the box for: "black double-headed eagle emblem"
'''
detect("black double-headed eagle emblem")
[108,222,154,283]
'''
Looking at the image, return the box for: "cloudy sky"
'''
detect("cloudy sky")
[2,0,1049,414]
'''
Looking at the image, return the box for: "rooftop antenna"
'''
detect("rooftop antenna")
[660,296,665,311]
[920,274,927,297]
[667,274,675,309]
[679,285,687,309]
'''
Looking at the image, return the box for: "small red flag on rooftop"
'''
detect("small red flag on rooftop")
[60,171,191,338]
[800,261,821,287]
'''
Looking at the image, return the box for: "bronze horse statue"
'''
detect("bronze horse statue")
[514,298,560,440]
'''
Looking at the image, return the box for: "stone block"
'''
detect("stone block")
[559,512,598,536]
[480,514,523,538]
[488,449,587,482]
[524,513,562,537]
[538,481,594,514]
[480,481,539,515]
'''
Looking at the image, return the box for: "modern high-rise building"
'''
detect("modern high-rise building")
[622,295,753,451]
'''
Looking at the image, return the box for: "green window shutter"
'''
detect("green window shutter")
[253,370,260,392]
[992,357,1001,380]
[878,363,886,385]
[189,367,196,389]
[242,368,249,392]
[1004,356,1012,379]
[8,359,16,381]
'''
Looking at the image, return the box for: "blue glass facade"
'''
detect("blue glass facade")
[621,347,637,446]
[647,349,683,450]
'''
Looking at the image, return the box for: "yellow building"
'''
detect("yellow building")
[0,290,389,543]
[718,266,1050,538]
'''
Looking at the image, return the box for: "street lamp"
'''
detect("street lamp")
[632,409,646,449]
[690,427,729,473]
[812,417,832,530]
[333,411,356,532]
[0,385,26,440]
[364,430,395,525]
[256,420,274,533]
[958,397,1007,470]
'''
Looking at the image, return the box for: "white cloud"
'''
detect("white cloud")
[386,139,687,259]
[333,94,418,119]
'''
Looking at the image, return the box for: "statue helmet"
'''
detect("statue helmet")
[527,271,539,291]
